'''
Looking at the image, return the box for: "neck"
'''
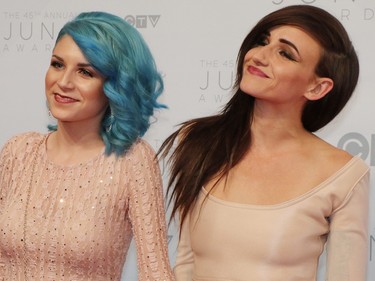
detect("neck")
[46,121,105,165]
[250,100,312,154]
[54,120,103,146]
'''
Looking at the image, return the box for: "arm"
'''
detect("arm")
[326,171,370,281]
[0,139,15,210]
[173,214,194,281]
[0,138,15,275]
[127,141,175,281]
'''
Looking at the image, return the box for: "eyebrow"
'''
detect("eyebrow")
[279,38,300,54]
[52,54,92,68]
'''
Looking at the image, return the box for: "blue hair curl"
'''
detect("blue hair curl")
[50,11,165,156]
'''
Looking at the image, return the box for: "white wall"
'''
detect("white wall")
[0,0,374,280]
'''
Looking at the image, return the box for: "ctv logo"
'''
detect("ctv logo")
[124,15,161,28]
[337,133,375,166]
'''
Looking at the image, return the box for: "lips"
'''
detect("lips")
[247,65,269,78]
[54,93,79,104]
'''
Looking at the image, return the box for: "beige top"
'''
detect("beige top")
[0,132,175,281]
[174,156,370,281]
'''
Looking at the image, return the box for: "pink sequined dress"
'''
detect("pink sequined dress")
[0,132,175,281]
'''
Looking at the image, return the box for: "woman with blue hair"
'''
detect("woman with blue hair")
[0,11,175,280]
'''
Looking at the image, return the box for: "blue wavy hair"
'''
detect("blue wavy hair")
[50,11,165,155]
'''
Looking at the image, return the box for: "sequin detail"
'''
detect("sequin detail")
[0,132,175,281]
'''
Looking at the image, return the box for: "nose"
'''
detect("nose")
[57,70,74,90]
[251,45,269,66]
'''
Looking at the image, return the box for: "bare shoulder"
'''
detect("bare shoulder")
[311,137,354,173]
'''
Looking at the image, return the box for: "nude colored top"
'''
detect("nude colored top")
[0,132,175,281]
[174,156,370,281]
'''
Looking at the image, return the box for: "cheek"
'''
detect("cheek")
[276,72,312,95]
[96,91,108,106]
[92,93,109,115]
[45,69,55,90]
[243,50,254,64]
[275,66,304,82]
[85,83,105,98]
[84,84,107,104]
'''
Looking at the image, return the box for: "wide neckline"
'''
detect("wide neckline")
[202,155,361,210]
[40,133,106,169]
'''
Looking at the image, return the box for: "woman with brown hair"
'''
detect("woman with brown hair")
[160,5,370,281]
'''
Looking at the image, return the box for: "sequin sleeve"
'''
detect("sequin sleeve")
[0,137,16,208]
[0,137,17,275]
[127,140,175,281]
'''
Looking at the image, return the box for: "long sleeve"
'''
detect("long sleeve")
[174,213,194,281]
[0,137,13,278]
[325,170,370,281]
[127,141,175,281]
[0,138,14,195]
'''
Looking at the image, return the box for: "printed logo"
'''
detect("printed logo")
[1,11,75,54]
[337,132,375,166]
[198,59,235,104]
[124,15,161,28]
[0,12,161,54]
[270,0,375,21]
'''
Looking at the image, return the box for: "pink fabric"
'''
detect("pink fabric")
[0,132,174,281]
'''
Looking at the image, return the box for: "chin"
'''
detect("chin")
[239,84,254,96]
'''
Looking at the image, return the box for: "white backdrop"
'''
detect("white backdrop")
[0,0,374,280]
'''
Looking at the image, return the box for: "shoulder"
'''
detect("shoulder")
[1,132,45,155]
[328,155,370,212]
[325,143,370,174]
[122,139,163,190]
[320,147,369,209]
[307,136,369,186]
[334,155,369,182]
[310,136,364,174]
[308,144,369,211]
[118,138,158,171]
[125,138,157,160]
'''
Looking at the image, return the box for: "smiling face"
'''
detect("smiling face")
[45,35,108,128]
[240,25,325,107]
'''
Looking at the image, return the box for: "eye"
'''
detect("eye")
[50,60,64,69]
[279,50,296,62]
[78,68,94,78]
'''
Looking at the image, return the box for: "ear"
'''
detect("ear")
[304,77,334,101]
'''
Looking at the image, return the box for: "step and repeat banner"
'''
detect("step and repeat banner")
[0,0,374,280]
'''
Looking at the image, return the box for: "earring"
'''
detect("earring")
[106,108,114,133]
[106,121,113,133]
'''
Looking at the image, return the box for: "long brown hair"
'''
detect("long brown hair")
[159,5,359,227]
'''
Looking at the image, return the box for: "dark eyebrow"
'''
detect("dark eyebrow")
[52,54,63,61]
[279,38,299,54]
[52,54,92,68]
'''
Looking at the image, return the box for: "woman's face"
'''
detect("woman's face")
[45,35,108,127]
[240,25,323,106]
